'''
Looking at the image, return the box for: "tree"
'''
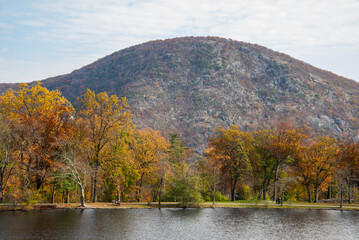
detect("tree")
[337,140,359,203]
[78,89,132,202]
[292,141,314,202]
[130,128,168,202]
[101,130,137,204]
[260,123,304,200]
[293,136,338,202]
[199,153,222,207]
[58,117,91,207]
[168,134,188,162]
[252,130,277,200]
[207,126,252,201]
[169,160,203,207]
[0,118,19,202]
[0,83,74,190]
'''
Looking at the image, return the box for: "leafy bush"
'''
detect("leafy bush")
[215,191,229,201]
[237,185,251,200]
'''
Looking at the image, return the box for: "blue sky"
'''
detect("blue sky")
[1,0,359,83]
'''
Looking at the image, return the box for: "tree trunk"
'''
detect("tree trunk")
[212,185,216,207]
[136,173,145,202]
[51,180,56,204]
[36,174,43,190]
[0,162,15,203]
[158,176,164,206]
[65,189,70,203]
[114,189,121,206]
[314,185,319,203]
[80,186,85,207]
[306,184,312,203]
[273,163,279,201]
[92,171,97,202]
[262,181,266,200]
[340,183,343,209]
[231,176,238,202]
[348,182,352,204]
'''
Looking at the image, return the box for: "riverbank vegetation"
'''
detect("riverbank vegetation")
[0,84,358,208]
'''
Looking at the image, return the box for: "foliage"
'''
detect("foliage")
[215,191,229,201]
[206,126,252,201]
[0,84,358,206]
[237,185,251,200]
[169,162,203,207]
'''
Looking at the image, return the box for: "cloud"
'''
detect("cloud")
[17,20,47,27]
[1,0,359,82]
[0,23,12,29]
[27,0,359,53]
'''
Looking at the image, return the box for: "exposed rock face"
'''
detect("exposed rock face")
[1,37,358,151]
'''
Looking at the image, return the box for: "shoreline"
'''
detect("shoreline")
[1,202,359,212]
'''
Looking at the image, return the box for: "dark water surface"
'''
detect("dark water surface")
[0,208,358,239]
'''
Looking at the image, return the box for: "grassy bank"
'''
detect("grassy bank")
[1,201,359,212]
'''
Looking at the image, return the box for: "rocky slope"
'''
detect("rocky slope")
[1,37,358,151]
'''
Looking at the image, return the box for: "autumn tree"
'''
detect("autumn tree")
[292,141,314,202]
[259,123,304,200]
[57,116,97,207]
[0,118,20,202]
[337,140,359,203]
[101,130,138,204]
[130,128,168,202]
[293,136,338,202]
[0,83,74,192]
[199,152,222,207]
[207,126,252,201]
[78,89,132,202]
[252,130,277,200]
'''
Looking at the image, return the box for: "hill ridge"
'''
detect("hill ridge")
[1,36,358,151]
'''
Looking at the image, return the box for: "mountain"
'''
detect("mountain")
[1,37,358,152]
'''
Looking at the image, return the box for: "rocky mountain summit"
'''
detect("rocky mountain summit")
[1,37,358,151]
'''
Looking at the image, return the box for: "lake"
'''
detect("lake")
[0,208,358,239]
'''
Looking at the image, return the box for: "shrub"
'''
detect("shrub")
[237,185,251,200]
[215,191,229,201]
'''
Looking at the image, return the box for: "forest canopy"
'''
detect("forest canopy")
[0,84,358,207]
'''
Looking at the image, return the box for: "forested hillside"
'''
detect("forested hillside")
[1,37,358,152]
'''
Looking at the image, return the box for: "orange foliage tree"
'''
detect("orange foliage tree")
[337,140,359,203]
[0,83,74,192]
[207,126,252,201]
[293,136,338,202]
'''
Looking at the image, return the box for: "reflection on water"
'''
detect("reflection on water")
[0,208,358,240]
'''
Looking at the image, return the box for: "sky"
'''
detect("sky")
[0,0,359,83]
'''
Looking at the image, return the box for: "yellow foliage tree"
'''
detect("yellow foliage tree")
[0,83,74,190]
[78,89,133,202]
[130,128,168,202]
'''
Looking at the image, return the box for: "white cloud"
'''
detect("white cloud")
[1,0,359,82]
[29,0,359,52]
[0,23,12,29]
[17,20,47,27]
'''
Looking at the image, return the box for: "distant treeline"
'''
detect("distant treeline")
[0,83,358,207]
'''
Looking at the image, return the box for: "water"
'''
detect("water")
[0,208,358,240]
